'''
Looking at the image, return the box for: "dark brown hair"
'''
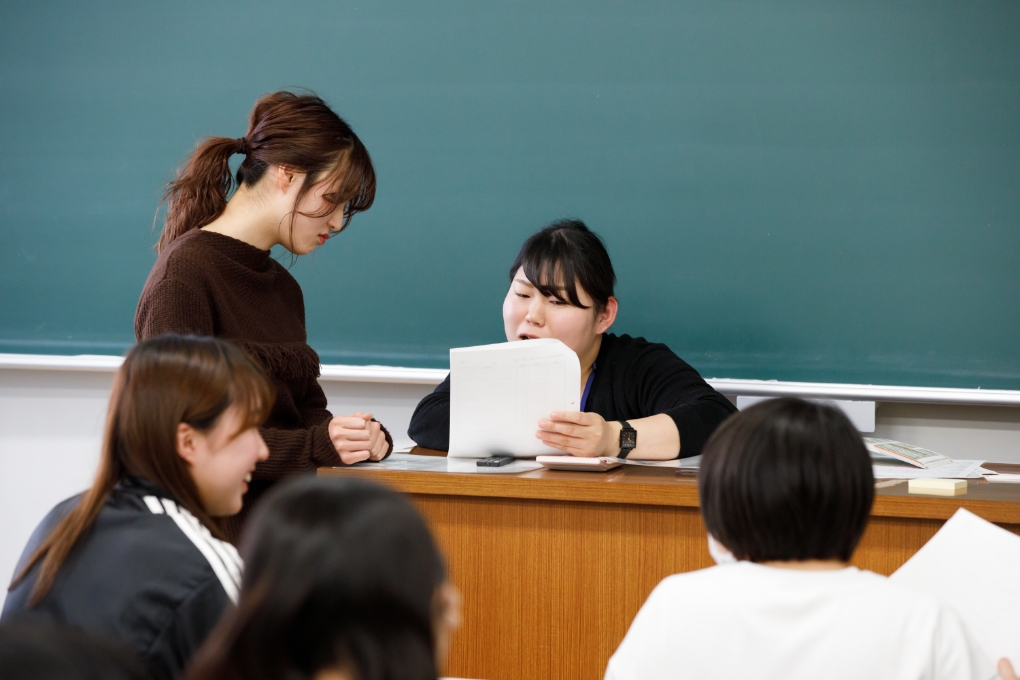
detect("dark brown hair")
[157,90,376,253]
[509,219,617,316]
[699,397,874,563]
[187,477,446,680]
[9,334,274,605]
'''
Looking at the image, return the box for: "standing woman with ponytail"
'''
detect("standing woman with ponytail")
[136,91,392,541]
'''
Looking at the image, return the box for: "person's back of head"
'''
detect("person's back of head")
[187,477,454,680]
[0,622,152,680]
[699,397,874,563]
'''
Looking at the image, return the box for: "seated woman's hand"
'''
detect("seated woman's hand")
[1000,658,1018,680]
[329,412,389,464]
[537,411,617,457]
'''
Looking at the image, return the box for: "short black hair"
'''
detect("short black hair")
[509,219,616,315]
[699,397,874,563]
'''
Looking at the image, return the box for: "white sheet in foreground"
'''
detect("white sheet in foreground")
[891,508,1020,669]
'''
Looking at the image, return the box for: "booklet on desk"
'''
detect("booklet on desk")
[890,508,1020,669]
[864,438,951,469]
[448,339,581,458]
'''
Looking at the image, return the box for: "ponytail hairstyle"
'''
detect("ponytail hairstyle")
[187,477,447,680]
[156,90,376,253]
[9,335,274,606]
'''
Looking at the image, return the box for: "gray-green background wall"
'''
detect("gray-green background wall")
[2,1,1018,388]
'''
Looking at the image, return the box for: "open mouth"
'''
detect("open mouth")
[519,334,540,340]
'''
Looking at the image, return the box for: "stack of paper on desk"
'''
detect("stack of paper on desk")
[864,438,951,469]
[865,437,984,479]
[351,453,543,474]
[891,508,1020,669]
[871,459,985,479]
[448,339,581,458]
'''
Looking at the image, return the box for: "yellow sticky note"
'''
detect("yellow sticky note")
[908,479,967,496]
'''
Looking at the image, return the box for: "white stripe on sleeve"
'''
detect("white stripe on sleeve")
[179,507,242,586]
[143,496,165,514]
[159,499,240,603]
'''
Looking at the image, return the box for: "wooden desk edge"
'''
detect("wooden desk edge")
[318,466,703,508]
[870,495,1020,524]
[318,467,1020,524]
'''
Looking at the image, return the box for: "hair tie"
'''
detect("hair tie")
[235,137,249,155]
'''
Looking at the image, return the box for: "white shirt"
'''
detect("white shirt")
[605,562,994,680]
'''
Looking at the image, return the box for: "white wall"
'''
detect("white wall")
[874,402,1020,463]
[0,368,110,611]
[3,365,1020,610]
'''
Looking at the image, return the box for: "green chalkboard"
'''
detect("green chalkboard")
[1,1,1018,388]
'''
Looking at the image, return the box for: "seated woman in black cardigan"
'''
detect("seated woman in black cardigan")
[408,219,736,460]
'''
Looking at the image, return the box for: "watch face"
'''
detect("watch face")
[620,428,637,449]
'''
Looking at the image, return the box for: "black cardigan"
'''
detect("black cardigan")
[408,333,736,458]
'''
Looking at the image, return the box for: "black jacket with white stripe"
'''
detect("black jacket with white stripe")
[2,477,240,680]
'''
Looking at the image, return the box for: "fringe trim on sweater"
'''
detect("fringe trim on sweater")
[231,339,321,380]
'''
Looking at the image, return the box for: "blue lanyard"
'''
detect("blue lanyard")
[580,362,596,411]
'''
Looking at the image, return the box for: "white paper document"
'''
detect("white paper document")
[349,453,543,474]
[986,473,1020,484]
[891,508,1020,669]
[350,453,451,472]
[872,459,984,479]
[448,339,580,458]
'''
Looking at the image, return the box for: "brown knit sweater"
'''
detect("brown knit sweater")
[135,228,391,541]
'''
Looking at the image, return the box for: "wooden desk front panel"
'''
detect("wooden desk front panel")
[416,494,709,680]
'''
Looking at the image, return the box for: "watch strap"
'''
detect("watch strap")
[618,420,637,459]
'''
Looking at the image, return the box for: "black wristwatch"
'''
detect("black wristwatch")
[618,421,637,459]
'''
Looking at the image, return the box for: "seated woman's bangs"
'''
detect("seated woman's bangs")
[520,251,589,309]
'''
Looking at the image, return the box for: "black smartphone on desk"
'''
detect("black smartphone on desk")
[477,455,515,467]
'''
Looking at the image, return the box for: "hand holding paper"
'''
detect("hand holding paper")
[538,410,617,457]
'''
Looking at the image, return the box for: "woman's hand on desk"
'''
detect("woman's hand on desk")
[537,411,619,457]
[538,412,682,460]
[329,412,389,464]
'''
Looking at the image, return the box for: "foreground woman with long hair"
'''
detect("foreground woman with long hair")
[3,335,273,680]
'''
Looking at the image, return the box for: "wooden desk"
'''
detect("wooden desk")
[319,455,1020,680]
